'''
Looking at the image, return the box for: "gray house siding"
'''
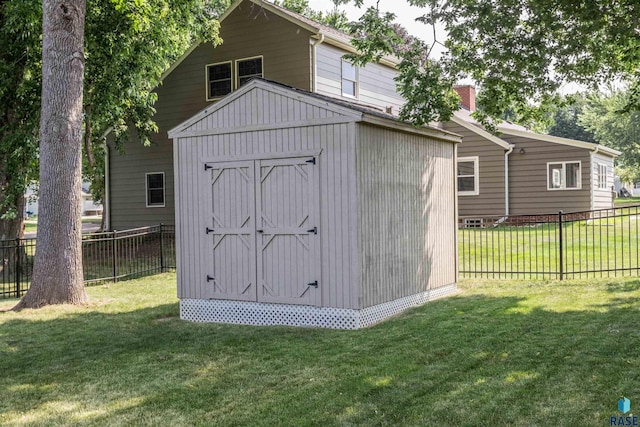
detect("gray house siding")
[315,43,404,115]
[591,151,615,210]
[502,135,592,215]
[108,3,313,229]
[443,121,506,217]
[357,124,457,308]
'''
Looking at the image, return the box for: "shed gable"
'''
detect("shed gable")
[169,81,362,138]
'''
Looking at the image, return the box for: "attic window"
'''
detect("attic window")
[341,60,358,98]
[237,56,263,87]
[206,62,232,100]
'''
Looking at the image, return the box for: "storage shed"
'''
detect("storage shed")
[168,79,460,329]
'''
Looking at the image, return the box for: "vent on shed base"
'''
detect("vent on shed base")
[180,284,457,329]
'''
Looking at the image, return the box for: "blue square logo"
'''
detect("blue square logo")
[619,397,631,414]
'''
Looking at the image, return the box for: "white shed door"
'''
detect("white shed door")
[203,161,256,301]
[202,156,320,306]
[256,158,320,306]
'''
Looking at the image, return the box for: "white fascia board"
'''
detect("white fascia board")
[450,115,512,150]
[498,128,621,157]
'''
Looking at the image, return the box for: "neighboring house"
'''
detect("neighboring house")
[447,86,620,219]
[24,182,102,217]
[169,78,459,328]
[105,0,403,229]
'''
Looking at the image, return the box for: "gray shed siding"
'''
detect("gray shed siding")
[174,88,360,309]
[502,135,592,215]
[315,43,404,115]
[108,3,313,229]
[356,124,457,308]
[443,121,506,217]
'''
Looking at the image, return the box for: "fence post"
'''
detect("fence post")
[112,230,118,283]
[558,211,564,280]
[159,223,164,273]
[15,238,21,298]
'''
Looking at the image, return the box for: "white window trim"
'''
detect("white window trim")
[546,161,582,191]
[235,55,264,90]
[457,156,479,196]
[145,172,165,208]
[205,61,232,101]
[596,163,608,190]
[341,59,358,99]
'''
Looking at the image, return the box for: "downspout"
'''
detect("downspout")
[591,145,600,210]
[504,144,514,216]
[311,33,325,92]
[104,144,111,231]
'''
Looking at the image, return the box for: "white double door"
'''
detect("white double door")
[201,157,320,306]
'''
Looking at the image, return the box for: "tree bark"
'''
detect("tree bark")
[14,0,88,309]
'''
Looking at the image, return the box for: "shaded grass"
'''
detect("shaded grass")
[2,273,640,426]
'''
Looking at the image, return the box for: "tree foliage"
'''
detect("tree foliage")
[275,0,349,31]
[0,0,224,237]
[0,1,42,239]
[580,89,640,171]
[343,0,640,126]
[547,95,596,144]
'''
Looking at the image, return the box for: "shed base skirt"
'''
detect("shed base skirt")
[180,284,456,329]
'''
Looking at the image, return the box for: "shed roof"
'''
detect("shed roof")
[168,78,461,143]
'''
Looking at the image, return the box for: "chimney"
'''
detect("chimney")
[454,85,476,112]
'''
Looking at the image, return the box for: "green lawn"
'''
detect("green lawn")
[615,196,640,206]
[460,207,640,279]
[2,273,639,426]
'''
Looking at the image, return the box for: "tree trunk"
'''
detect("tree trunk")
[14,0,88,309]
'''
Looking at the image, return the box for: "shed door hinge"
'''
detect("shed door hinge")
[307,280,318,288]
[206,227,214,234]
[306,226,317,235]
[206,275,215,282]
[305,157,316,165]
[204,164,212,171]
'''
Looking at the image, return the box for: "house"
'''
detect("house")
[447,85,620,220]
[105,0,403,230]
[169,78,460,329]
[104,0,620,231]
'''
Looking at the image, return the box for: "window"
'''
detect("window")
[597,163,607,190]
[236,56,263,88]
[341,60,357,97]
[547,161,581,190]
[635,182,640,189]
[146,172,165,207]
[206,62,232,100]
[457,156,479,196]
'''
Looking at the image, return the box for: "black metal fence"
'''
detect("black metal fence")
[0,224,175,299]
[459,205,640,280]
